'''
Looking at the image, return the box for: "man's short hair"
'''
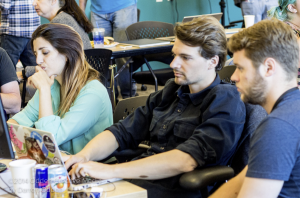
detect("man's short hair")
[228,19,299,81]
[174,16,227,71]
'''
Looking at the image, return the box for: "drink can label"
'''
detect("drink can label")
[34,164,50,198]
[48,164,69,198]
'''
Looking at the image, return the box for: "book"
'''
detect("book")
[119,39,171,48]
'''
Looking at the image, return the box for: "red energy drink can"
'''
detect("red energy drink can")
[34,164,50,198]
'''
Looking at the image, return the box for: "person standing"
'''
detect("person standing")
[0,0,40,69]
[79,0,137,98]
[240,0,278,23]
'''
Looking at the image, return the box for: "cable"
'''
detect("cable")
[225,0,231,23]
[175,0,179,22]
[207,0,212,14]
[0,174,20,198]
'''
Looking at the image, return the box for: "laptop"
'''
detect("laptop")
[119,38,170,48]
[182,13,223,23]
[7,123,121,191]
[155,13,223,42]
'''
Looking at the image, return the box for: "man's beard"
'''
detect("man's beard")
[174,71,190,85]
[242,73,267,106]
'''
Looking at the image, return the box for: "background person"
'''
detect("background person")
[0,48,21,114]
[210,19,300,198]
[240,0,278,23]
[0,0,40,70]
[79,0,137,98]
[8,24,113,155]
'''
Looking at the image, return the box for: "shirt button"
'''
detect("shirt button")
[162,125,167,129]
[177,109,181,113]
[160,147,164,150]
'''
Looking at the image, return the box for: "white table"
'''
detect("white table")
[0,159,147,198]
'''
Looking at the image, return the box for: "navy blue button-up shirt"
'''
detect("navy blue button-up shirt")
[107,75,246,196]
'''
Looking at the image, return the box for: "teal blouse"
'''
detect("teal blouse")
[12,79,113,154]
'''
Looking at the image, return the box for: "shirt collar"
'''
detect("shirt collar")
[271,87,299,112]
[177,74,221,106]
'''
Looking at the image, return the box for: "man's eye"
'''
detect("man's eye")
[183,56,190,60]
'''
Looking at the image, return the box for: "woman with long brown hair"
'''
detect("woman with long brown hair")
[8,23,113,155]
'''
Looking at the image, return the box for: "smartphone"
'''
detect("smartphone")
[0,163,7,173]
[69,192,101,198]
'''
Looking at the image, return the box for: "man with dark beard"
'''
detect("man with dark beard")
[210,19,300,198]
[63,16,246,198]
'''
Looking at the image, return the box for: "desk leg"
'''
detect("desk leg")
[129,62,133,97]
[110,59,116,110]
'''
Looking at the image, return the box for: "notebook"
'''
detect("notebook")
[7,123,121,191]
[119,38,170,48]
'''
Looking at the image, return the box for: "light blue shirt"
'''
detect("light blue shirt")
[91,0,137,14]
[12,79,113,154]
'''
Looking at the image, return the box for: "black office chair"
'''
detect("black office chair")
[84,49,112,87]
[113,95,148,123]
[111,96,149,163]
[218,65,237,84]
[125,21,175,92]
[179,103,267,198]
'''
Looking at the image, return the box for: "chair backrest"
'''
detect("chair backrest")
[230,103,267,175]
[84,49,112,88]
[113,96,148,123]
[125,21,174,40]
[217,65,236,84]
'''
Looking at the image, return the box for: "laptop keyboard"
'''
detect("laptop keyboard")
[71,176,101,185]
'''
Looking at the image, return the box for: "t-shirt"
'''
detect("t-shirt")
[91,0,137,14]
[247,88,300,198]
[51,12,92,50]
[0,47,18,87]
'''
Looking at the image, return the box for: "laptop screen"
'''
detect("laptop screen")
[182,13,223,23]
[0,97,15,159]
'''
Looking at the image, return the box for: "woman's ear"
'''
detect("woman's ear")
[287,4,298,14]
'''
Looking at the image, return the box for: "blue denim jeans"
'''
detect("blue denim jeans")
[0,35,36,69]
[91,4,137,98]
[241,0,278,23]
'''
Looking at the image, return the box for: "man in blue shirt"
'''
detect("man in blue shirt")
[79,0,137,98]
[210,19,300,198]
[64,16,246,198]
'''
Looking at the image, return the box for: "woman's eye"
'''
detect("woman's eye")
[43,52,49,55]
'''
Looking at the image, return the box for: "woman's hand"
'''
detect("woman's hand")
[28,66,55,90]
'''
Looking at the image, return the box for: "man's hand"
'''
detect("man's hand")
[28,66,55,90]
[64,154,88,170]
[69,161,115,180]
[16,71,23,81]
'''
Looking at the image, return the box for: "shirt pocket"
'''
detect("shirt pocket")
[174,121,196,140]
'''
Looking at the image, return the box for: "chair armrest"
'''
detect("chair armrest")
[179,166,234,190]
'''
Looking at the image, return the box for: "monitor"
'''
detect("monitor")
[0,97,15,159]
[182,13,223,23]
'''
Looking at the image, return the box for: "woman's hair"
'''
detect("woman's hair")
[31,23,99,117]
[57,0,93,33]
[174,16,227,71]
[267,0,297,21]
